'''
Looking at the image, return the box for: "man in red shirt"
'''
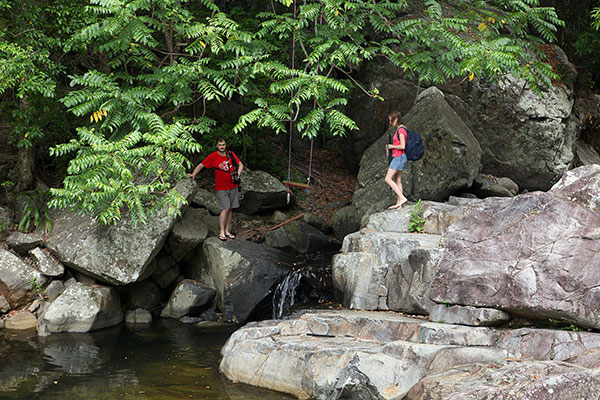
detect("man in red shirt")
[188,138,244,241]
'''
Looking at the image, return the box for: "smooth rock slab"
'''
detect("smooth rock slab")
[29,247,64,276]
[220,310,600,400]
[37,283,123,336]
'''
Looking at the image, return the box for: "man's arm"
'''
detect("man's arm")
[188,162,205,179]
[237,161,243,176]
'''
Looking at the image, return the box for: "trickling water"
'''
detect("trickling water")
[272,269,303,319]
[269,252,335,320]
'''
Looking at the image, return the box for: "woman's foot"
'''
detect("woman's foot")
[218,234,227,241]
[225,232,235,239]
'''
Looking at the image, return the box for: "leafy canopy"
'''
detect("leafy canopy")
[2,0,564,225]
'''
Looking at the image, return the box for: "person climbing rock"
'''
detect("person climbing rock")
[385,110,409,209]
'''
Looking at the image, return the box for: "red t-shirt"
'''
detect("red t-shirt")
[392,126,408,158]
[201,151,241,191]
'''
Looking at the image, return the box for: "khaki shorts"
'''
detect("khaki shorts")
[216,187,240,210]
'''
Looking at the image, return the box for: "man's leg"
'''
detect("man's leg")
[219,209,231,238]
[224,209,234,237]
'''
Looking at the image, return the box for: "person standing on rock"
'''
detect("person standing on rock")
[188,137,243,241]
[385,111,409,209]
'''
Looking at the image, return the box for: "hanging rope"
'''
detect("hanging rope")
[286,0,298,204]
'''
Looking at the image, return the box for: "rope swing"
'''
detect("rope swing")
[284,0,315,202]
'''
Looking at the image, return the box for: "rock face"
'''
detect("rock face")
[462,68,577,191]
[182,238,295,323]
[430,165,600,329]
[266,221,339,254]
[0,248,47,307]
[37,283,123,336]
[353,87,481,218]
[220,310,600,400]
[43,179,195,285]
[29,247,64,276]
[167,207,208,261]
[333,229,440,314]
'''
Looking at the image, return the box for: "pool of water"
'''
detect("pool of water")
[0,320,295,400]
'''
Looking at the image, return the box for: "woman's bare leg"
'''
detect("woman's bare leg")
[395,171,408,207]
[384,169,404,208]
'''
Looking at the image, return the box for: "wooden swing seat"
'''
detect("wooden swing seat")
[283,180,312,190]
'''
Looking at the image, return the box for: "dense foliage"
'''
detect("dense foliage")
[1,0,568,225]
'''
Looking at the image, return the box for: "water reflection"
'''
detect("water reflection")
[0,321,294,399]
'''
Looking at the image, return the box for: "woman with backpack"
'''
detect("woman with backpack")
[385,111,409,209]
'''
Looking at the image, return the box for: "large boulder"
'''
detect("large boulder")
[266,220,339,254]
[461,62,577,191]
[37,283,123,336]
[182,238,294,323]
[0,248,48,307]
[236,169,292,215]
[430,165,600,329]
[43,179,195,285]
[353,87,481,219]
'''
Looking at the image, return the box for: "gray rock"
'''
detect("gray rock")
[6,231,42,254]
[125,308,152,324]
[37,283,123,336]
[43,179,195,285]
[272,210,288,223]
[151,252,180,288]
[44,280,65,302]
[182,238,295,323]
[462,66,577,191]
[63,277,77,288]
[5,311,37,330]
[160,279,216,320]
[430,165,600,329]
[429,304,511,327]
[333,231,441,313]
[303,213,332,234]
[0,248,47,307]
[168,208,209,261]
[29,247,64,276]
[191,187,220,215]
[0,206,13,231]
[264,227,296,253]
[332,205,360,240]
[0,317,4,329]
[283,221,339,254]
[236,169,292,215]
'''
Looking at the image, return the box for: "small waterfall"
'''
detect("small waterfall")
[272,269,303,319]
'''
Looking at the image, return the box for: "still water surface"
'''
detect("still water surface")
[0,319,294,400]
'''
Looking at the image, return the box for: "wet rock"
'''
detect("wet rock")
[283,221,339,254]
[332,205,360,240]
[303,213,332,234]
[121,280,162,312]
[182,238,294,323]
